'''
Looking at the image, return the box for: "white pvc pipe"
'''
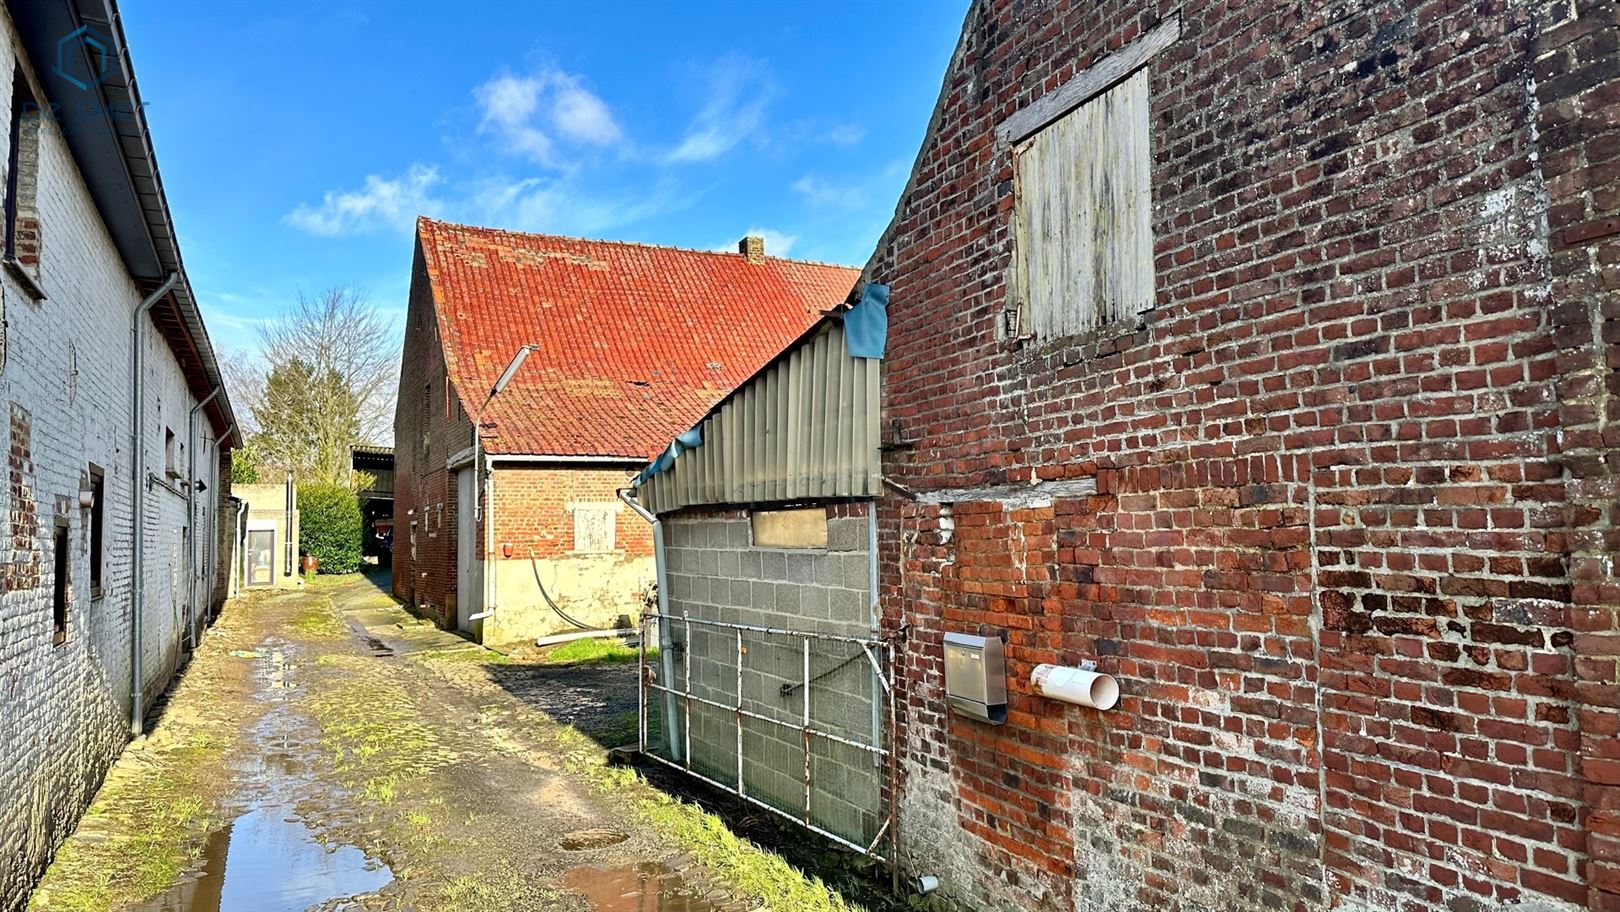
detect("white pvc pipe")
[128,271,178,738]
[534,627,637,647]
[231,498,246,597]
[1031,663,1119,711]
[618,488,679,758]
[185,386,221,651]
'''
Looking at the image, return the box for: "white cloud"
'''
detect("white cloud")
[476,74,553,163]
[825,123,865,147]
[792,174,868,210]
[284,164,443,236]
[667,54,774,163]
[716,227,796,258]
[465,173,693,238]
[552,75,621,145]
[475,68,621,167]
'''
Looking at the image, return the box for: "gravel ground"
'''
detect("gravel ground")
[23,574,815,912]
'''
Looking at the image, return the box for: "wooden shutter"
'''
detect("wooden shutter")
[1014,68,1154,339]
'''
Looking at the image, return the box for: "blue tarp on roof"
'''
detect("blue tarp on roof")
[846,283,889,359]
[633,427,704,486]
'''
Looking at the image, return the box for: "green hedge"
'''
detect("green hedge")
[298,483,362,574]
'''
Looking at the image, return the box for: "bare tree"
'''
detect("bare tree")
[219,347,264,438]
[231,287,399,486]
[259,287,397,445]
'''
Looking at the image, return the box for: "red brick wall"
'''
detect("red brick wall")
[489,464,650,560]
[873,2,1618,910]
[392,240,471,627]
[1537,3,1620,910]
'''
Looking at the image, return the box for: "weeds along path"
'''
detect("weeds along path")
[26,574,870,912]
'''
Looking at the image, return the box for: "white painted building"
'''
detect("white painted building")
[0,2,239,907]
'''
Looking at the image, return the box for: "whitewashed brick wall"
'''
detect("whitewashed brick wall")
[0,8,224,908]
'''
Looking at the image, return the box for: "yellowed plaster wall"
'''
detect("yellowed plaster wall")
[483,553,653,645]
[242,509,300,589]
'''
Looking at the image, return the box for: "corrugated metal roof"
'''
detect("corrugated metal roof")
[636,319,880,515]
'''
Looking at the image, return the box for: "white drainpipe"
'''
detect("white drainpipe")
[618,487,679,758]
[184,386,221,650]
[128,271,178,738]
[231,497,247,598]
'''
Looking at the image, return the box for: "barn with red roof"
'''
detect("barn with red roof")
[392,217,858,643]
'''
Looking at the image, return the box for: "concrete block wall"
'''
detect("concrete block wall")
[0,8,225,907]
[659,502,882,846]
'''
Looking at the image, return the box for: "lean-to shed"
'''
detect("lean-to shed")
[627,293,895,864]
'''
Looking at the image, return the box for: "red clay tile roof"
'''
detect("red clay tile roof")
[418,217,859,458]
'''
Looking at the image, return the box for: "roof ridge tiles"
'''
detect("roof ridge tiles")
[417,216,858,270]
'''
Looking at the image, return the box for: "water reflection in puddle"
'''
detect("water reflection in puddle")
[562,862,719,912]
[142,807,392,912]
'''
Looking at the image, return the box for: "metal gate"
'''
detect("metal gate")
[638,609,897,869]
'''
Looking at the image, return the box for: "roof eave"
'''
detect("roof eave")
[11,0,239,446]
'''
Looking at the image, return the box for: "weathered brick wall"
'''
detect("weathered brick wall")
[209,447,234,612]
[489,464,650,559]
[871,1,1618,910]
[0,7,226,906]
[392,241,470,627]
[660,503,882,846]
[483,464,651,643]
[1534,3,1620,909]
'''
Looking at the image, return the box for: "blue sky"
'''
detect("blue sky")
[123,1,967,358]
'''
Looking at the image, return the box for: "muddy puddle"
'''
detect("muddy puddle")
[562,862,720,912]
[138,640,393,911]
[140,807,392,912]
[559,827,631,850]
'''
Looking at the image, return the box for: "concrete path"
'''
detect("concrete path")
[21,573,850,912]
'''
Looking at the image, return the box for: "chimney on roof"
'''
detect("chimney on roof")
[738,235,765,264]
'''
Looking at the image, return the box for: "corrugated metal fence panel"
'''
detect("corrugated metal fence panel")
[640,321,880,514]
[1014,67,1153,340]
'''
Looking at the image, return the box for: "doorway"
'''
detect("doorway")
[246,529,275,588]
[455,467,481,632]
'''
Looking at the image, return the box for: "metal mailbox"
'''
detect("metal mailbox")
[943,632,1007,724]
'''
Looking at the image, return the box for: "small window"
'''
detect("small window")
[409,520,418,561]
[88,465,104,598]
[52,518,68,645]
[572,505,616,553]
[751,508,828,549]
[1012,69,1154,340]
[164,427,179,477]
[5,66,40,270]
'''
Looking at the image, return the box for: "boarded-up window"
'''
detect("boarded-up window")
[573,505,616,553]
[1013,69,1153,340]
[751,508,829,549]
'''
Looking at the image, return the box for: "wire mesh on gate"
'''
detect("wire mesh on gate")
[638,610,896,861]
